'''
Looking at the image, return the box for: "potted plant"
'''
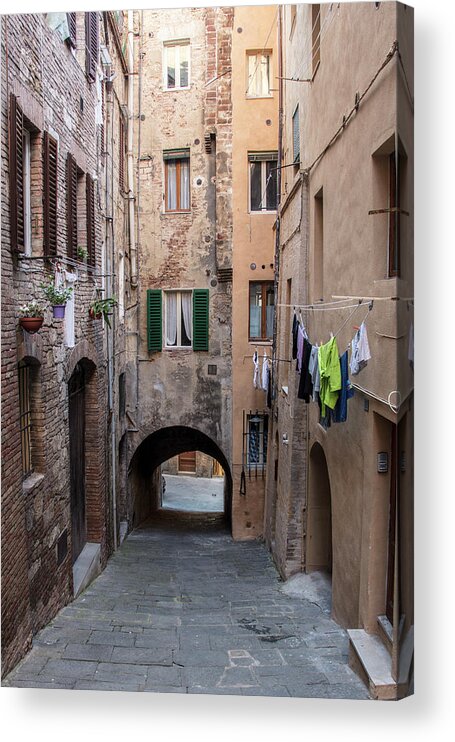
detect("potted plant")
[89,296,118,328]
[40,279,73,319]
[77,246,87,262]
[18,300,45,334]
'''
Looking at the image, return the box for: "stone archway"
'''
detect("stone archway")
[128,426,233,531]
[307,442,332,574]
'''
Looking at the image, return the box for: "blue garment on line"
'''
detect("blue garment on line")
[332,350,354,423]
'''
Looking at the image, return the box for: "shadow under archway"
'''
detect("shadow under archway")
[129,426,232,532]
[307,442,332,574]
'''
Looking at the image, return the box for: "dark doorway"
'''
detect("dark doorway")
[386,423,398,624]
[307,442,332,574]
[69,362,86,563]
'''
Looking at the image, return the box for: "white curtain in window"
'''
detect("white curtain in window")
[167,161,177,210]
[181,291,192,341]
[259,54,270,95]
[250,306,261,338]
[266,305,274,338]
[180,159,189,210]
[166,292,177,346]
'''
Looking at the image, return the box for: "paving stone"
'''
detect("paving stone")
[110,646,173,666]
[89,630,136,647]
[39,660,98,680]
[62,643,113,662]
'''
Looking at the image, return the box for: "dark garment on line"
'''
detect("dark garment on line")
[292,313,298,360]
[332,350,355,423]
[297,338,313,402]
[318,393,332,429]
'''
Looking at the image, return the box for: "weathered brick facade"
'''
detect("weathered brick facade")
[1,11,128,676]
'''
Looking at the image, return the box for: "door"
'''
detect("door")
[386,424,398,624]
[178,450,196,473]
[69,363,86,563]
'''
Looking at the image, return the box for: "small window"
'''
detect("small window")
[85,12,99,82]
[165,290,192,347]
[248,152,277,212]
[18,362,33,478]
[249,282,275,340]
[164,150,190,212]
[22,128,32,256]
[164,40,190,90]
[246,50,272,97]
[292,106,300,165]
[247,413,269,468]
[388,152,401,277]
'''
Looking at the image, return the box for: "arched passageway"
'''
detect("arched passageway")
[307,442,332,574]
[128,426,232,531]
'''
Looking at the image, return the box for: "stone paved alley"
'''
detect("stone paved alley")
[3,520,369,699]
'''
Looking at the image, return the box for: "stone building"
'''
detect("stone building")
[0,10,130,676]
[264,2,414,699]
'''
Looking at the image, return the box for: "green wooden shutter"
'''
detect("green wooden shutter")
[147,289,162,352]
[192,289,209,351]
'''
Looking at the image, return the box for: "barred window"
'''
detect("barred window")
[247,413,269,468]
[18,362,33,478]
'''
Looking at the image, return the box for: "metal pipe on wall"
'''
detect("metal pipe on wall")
[127,10,137,289]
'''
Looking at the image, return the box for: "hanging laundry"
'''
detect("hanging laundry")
[318,336,342,416]
[296,325,305,372]
[297,338,313,402]
[308,344,320,402]
[332,350,354,423]
[292,313,299,360]
[253,351,260,389]
[350,321,371,375]
[261,352,269,393]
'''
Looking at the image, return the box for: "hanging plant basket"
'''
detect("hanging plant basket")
[19,316,44,334]
[52,304,66,319]
[89,307,102,321]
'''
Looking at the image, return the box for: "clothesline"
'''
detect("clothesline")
[277,301,371,311]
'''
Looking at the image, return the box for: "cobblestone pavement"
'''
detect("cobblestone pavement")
[2,521,370,699]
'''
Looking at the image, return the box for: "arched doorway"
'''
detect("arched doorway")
[128,426,233,531]
[307,442,332,574]
[69,362,86,563]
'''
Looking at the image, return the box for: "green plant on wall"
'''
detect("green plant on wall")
[40,279,73,306]
[89,296,118,328]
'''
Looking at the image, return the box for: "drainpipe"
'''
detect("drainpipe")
[272,5,283,401]
[127,10,137,289]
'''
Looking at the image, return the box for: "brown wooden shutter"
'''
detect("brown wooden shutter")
[43,132,58,257]
[100,81,105,154]
[67,12,77,48]
[9,93,24,252]
[86,174,96,267]
[66,153,78,259]
[85,12,99,82]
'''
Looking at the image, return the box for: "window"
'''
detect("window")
[314,188,324,300]
[388,152,401,277]
[86,174,96,267]
[18,362,33,478]
[66,153,79,259]
[147,288,209,352]
[85,12,99,82]
[164,40,190,90]
[248,152,277,212]
[292,106,300,165]
[312,4,321,75]
[66,12,77,48]
[165,290,192,348]
[246,51,272,97]
[164,149,190,212]
[22,129,32,256]
[9,94,35,255]
[249,282,275,340]
[43,131,58,257]
[247,413,269,468]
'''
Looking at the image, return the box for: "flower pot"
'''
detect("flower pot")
[52,304,66,319]
[89,308,102,320]
[19,317,44,334]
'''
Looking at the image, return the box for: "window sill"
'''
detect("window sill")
[249,340,273,345]
[164,346,193,351]
[23,472,45,494]
[163,210,191,216]
[246,94,273,100]
[163,86,191,92]
[248,210,277,215]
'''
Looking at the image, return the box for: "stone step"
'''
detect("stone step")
[376,614,405,657]
[348,629,397,700]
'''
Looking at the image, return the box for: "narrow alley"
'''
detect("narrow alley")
[3,519,368,699]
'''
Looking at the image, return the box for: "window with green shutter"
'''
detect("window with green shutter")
[147,289,162,352]
[192,289,209,351]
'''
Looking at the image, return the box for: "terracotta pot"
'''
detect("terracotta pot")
[19,317,44,334]
[89,308,102,320]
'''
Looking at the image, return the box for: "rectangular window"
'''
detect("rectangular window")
[23,128,32,256]
[165,290,192,348]
[247,413,269,468]
[292,106,300,165]
[248,152,277,212]
[164,149,190,212]
[247,51,272,97]
[18,362,33,478]
[164,40,190,90]
[388,151,401,277]
[312,4,321,74]
[249,282,275,341]
[66,153,78,259]
[86,173,96,266]
[43,131,58,257]
[85,11,99,82]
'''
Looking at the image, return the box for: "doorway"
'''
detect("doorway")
[69,363,86,563]
[307,442,332,573]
